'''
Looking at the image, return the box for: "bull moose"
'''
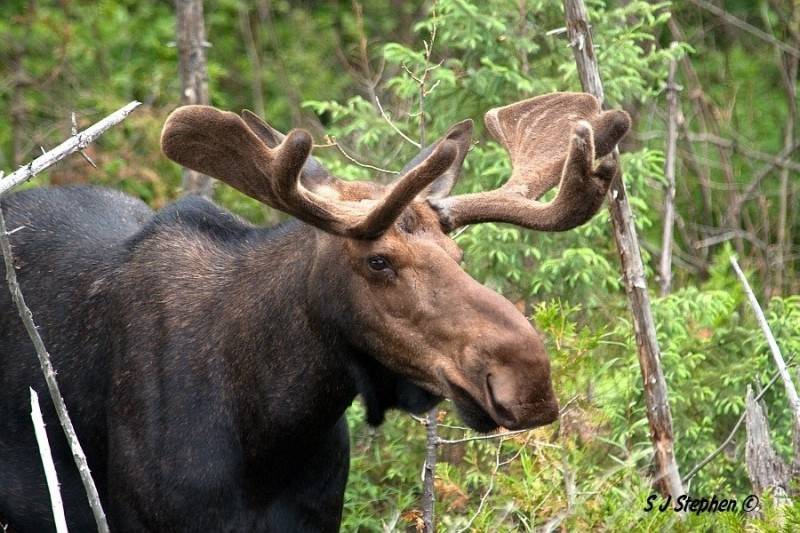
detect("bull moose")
[0,92,629,531]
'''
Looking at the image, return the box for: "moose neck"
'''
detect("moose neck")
[215,219,436,461]
[219,222,358,450]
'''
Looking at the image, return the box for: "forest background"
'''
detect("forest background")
[2,0,800,530]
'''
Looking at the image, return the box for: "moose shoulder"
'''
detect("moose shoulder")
[0,93,629,532]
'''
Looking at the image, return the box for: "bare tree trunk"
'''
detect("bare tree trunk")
[660,57,679,296]
[175,0,214,198]
[563,0,684,501]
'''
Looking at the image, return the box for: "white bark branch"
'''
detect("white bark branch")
[730,256,800,430]
[0,101,141,198]
[30,387,69,533]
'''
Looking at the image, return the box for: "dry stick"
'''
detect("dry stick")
[729,139,800,224]
[687,0,800,59]
[0,101,141,196]
[418,8,439,531]
[762,3,799,299]
[730,256,800,455]
[175,0,213,198]
[659,57,680,296]
[0,103,138,532]
[686,132,800,173]
[421,410,438,532]
[455,441,503,533]
[0,205,109,533]
[30,388,69,533]
[563,0,685,500]
[682,358,794,484]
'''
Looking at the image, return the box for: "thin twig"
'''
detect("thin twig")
[438,430,562,447]
[72,112,97,168]
[686,132,800,173]
[436,395,579,445]
[326,136,399,174]
[682,357,796,483]
[0,202,110,533]
[728,139,800,222]
[374,95,421,148]
[688,0,800,58]
[30,388,68,533]
[456,441,502,533]
[659,56,679,296]
[0,101,141,197]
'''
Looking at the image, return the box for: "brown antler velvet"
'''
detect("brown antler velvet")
[161,105,458,239]
[429,92,630,232]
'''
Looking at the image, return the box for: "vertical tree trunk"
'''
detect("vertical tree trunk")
[659,57,679,296]
[563,0,684,500]
[175,0,214,198]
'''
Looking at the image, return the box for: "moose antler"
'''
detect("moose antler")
[161,105,459,239]
[429,92,631,232]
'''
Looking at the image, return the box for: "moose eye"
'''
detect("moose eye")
[367,256,391,272]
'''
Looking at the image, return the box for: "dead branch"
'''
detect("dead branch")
[30,388,68,533]
[564,0,684,501]
[0,101,141,197]
[725,138,800,256]
[688,0,800,58]
[455,441,502,533]
[731,255,800,468]
[685,132,800,173]
[659,57,680,296]
[0,102,136,531]
[0,202,109,533]
[323,137,400,174]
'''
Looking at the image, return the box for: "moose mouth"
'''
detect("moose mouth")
[438,369,559,433]
[446,378,501,433]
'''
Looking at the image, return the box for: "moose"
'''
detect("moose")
[0,92,629,531]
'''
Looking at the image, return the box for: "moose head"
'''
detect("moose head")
[161,92,630,432]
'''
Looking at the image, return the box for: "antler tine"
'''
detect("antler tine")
[430,93,630,232]
[161,105,458,239]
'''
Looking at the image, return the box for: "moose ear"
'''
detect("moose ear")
[396,119,473,199]
[241,109,333,188]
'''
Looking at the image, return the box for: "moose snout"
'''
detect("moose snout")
[484,364,559,430]
[476,327,559,430]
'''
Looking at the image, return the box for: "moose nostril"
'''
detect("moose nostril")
[485,373,518,426]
